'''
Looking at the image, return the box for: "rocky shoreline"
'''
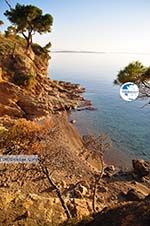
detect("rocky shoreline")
[0,34,149,226]
[0,74,149,225]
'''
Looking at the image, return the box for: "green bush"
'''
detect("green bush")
[114,61,146,84]
[13,71,35,86]
[32,42,51,56]
[32,43,45,56]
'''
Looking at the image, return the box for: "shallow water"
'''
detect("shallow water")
[49,52,150,161]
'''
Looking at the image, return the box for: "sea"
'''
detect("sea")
[49,52,150,167]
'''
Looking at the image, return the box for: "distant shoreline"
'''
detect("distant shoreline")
[52,50,105,54]
[52,50,150,55]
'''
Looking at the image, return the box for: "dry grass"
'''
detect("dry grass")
[0,118,54,155]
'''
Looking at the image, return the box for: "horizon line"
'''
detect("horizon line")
[51,50,150,55]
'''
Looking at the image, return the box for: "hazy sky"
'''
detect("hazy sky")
[0,0,150,52]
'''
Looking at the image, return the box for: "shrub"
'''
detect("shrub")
[13,71,35,87]
[32,43,45,56]
[0,118,54,155]
[0,126,8,136]
[114,61,146,84]
[32,42,51,56]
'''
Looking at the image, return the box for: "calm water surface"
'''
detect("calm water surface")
[49,53,150,161]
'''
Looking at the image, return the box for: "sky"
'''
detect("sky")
[0,0,150,53]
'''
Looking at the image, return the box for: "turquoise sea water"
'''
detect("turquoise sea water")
[49,53,150,161]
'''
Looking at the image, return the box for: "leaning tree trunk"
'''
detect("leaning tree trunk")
[41,165,72,220]
[26,36,32,50]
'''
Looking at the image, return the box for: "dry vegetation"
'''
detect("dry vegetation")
[0,114,115,224]
[0,117,54,155]
[0,26,150,226]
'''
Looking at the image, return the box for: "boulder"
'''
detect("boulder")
[145,194,150,200]
[103,165,116,177]
[125,189,145,201]
[82,200,150,226]
[17,97,49,118]
[77,184,88,196]
[0,103,24,118]
[74,184,88,198]
[132,159,150,177]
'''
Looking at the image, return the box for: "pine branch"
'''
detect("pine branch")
[4,0,12,9]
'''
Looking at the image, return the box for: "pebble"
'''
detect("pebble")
[70,119,76,124]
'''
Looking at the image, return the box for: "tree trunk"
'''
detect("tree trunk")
[92,155,104,213]
[41,166,72,220]
[22,31,32,50]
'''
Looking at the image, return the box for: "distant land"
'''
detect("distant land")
[52,50,150,55]
[52,50,105,54]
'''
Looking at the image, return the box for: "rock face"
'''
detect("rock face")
[0,35,87,121]
[125,188,146,201]
[0,79,85,120]
[0,190,67,225]
[132,159,150,177]
[79,201,150,226]
[0,67,3,81]
[1,34,150,226]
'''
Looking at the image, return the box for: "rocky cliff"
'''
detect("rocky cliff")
[0,34,86,122]
[0,34,150,226]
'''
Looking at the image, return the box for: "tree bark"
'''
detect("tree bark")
[92,155,104,213]
[41,165,72,220]
[22,31,32,50]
